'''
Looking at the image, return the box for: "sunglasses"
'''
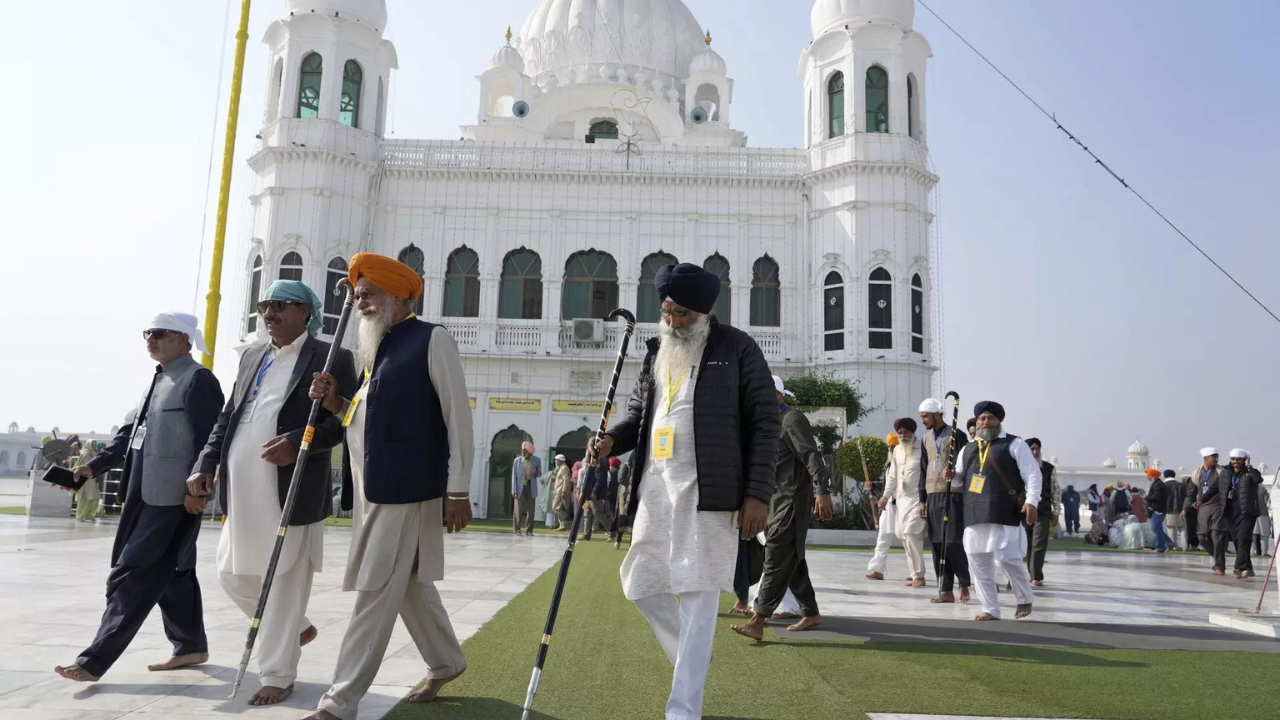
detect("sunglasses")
[142,329,175,341]
[256,300,304,314]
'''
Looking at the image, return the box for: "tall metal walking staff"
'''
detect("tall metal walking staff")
[522,308,636,720]
[936,391,962,592]
[228,280,356,699]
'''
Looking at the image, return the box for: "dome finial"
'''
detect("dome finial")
[505,25,513,45]
[704,29,712,46]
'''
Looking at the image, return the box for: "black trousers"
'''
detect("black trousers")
[754,528,819,618]
[1211,528,1231,572]
[1025,515,1051,582]
[930,541,970,592]
[1200,531,1215,560]
[1234,515,1255,573]
[76,528,207,677]
[1065,508,1080,534]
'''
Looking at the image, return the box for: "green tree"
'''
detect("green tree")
[835,435,890,485]
[784,373,868,453]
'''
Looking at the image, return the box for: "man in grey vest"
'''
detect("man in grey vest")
[917,398,969,604]
[948,401,1042,621]
[56,313,224,682]
[1184,448,1227,574]
[512,441,541,536]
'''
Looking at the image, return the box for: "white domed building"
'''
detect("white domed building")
[235,0,939,518]
[1126,439,1149,470]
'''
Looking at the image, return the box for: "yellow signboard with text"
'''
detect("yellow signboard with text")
[552,399,606,414]
[489,397,542,412]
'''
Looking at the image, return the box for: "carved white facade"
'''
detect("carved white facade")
[236,0,939,518]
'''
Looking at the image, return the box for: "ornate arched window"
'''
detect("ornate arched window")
[589,120,619,139]
[323,257,347,334]
[397,245,426,315]
[911,273,924,354]
[499,249,543,319]
[704,254,731,323]
[750,256,781,327]
[15,452,26,470]
[907,73,918,140]
[824,271,844,352]
[340,60,362,128]
[866,66,889,133]
[637,252,678,322]
[562,251,618,320]
[297,53,322,119]
[868,267,892,349]
[246,254,263,334]
[828,72,845,139]
[279,251,303,281]
[442,247,480,318]
[0,451,10,467]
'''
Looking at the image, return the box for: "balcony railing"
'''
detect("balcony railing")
[434,320,787,362]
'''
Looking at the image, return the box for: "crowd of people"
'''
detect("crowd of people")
[37,254,1278,720]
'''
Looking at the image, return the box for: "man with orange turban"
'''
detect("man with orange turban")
[512,440,541,536]
[305,253,474,720]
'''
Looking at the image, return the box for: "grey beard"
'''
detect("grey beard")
[656,315,710,385]
[899,436,915,446]
[355,305,395,372]
[976,426,999,442]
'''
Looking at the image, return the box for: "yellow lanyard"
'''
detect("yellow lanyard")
[665,367,685,415]
[976,440,991,473]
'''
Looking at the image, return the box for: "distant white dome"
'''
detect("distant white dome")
[1102,458,1117,469]
[1126,439,1149,457]
[519,0,706,82]
[492,43,526,73]
[286,0,387,31]
[690,46,726,76]
[810,0,914,38]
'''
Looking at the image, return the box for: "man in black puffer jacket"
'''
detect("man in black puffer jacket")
[592,262,777,720]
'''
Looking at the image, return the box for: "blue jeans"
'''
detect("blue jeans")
[1151,512,1174,552]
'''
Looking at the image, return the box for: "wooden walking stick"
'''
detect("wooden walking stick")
[229,280,355,699]
[522,308,635,720]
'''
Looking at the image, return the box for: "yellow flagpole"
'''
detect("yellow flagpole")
[201,0,253,369]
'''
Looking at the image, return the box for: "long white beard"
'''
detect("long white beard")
[355,305,395,372]
[976,426,1000,442]
[655,315,711,385]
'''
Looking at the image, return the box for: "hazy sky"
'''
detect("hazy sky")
[2,0,1276,471]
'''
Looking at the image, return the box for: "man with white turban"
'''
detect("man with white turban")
[57,313,224,682]
[917,397,969,603]
[1183,448,1227,574]
[1199,449,1264,579]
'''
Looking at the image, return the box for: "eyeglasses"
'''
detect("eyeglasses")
[256,300,303,314]
[659,307,691,318]
[142,329,173,341]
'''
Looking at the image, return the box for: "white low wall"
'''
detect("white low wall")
[806,528,882,547]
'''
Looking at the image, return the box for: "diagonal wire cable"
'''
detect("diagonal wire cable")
[917,0,1280,325]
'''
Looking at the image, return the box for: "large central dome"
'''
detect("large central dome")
[519,0,707,83]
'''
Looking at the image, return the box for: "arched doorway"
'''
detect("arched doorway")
[489,425,532,519]
[553,426,594,470]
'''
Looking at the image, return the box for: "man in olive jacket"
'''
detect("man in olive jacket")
[591,262,776,720]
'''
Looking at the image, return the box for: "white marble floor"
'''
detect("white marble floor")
[0,516,563,720]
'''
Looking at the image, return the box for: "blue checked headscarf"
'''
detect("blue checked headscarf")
[262,280,324,335]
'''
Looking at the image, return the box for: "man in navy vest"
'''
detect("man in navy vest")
[305,253,475,720]
[947,401,1042,621]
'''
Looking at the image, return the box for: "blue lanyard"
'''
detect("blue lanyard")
[933,428,947,457]
[1232,473,1241,488]
[251,353,276,400]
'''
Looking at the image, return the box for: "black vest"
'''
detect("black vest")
[960,434,1026,527]
[1038,461,1055,514]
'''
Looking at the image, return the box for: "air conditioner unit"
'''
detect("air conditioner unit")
[572,318,604,343]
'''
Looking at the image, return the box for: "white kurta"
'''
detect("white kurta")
[342,326,473,592]
[957,431,1043,558]
[217,333,323,577]
[621,358,737,601]
[886,442,926,537]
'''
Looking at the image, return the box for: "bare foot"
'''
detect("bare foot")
[54,664,99,682]
[299,710,343,720]
[299,625,318,647]
[959,587,971,604]
[907,578,926,588]
[1015,603,1033,619]
[148,652,208,672]
[931,591,955,604]
[786,615,823,632]
[1032,580,1044,587]
[974,612,999,621]
[1212,569,1225,576]
[407,668,466,703]
[728,600,750,615]
[250,684,294,706]
[731,614,767,641]
[865,571,884,580]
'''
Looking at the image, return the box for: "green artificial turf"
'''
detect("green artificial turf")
[387,542,1280,720]
[0,506,26,515]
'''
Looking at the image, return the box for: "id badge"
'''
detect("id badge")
[1228,488,1236,502]
[968,473,986,494]
[342,397,361,428]
[240,398,256,423]
[652,427,675,459]
[130,424,147,451]
[933,458,941,472]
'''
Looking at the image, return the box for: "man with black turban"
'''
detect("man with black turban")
[946,401,1042,620]
[591,262,778,720]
